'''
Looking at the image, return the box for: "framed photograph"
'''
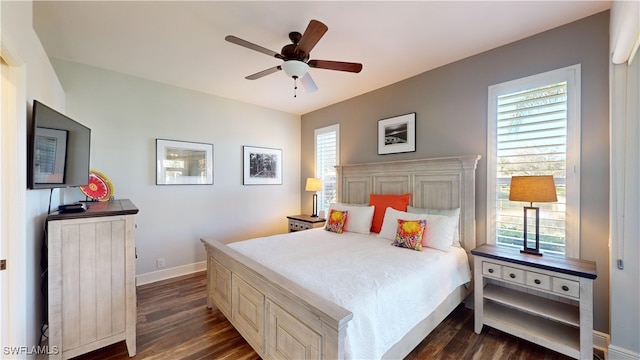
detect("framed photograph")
[156,139,213,185]
[378,112,416,155]
[34,127,68,184]
[243,146,282,185]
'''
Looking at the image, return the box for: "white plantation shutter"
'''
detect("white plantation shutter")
[315,124,339,213]
[488,65,580,257]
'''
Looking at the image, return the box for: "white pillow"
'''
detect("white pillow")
[327,203,375,235]
[407,206,461,247]
[379,207,457,252]
[422,213,458,252]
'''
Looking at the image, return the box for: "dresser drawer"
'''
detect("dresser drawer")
[482,261,501,279]
[501,266,525,285]
[552,277,580,298]
[525,271,552,291]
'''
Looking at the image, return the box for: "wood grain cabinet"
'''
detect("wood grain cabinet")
[46,200,138,359]
[472,244,597,360]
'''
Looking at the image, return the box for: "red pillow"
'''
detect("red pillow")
[368,193,410,233]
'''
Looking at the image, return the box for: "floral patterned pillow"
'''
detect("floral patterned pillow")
[325,209,348,234]
[392,219,426,251]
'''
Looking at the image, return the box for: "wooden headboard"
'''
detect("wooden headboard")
[336,155,481,253]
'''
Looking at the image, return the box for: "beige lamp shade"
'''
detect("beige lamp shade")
[305,178,322,192]
[509,175,558,203]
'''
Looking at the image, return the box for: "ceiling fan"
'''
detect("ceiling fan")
[225,19,363,96]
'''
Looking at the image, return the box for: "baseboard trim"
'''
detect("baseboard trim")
[608,344,640,360]
[593,331,609,357]
[136,261,206,286]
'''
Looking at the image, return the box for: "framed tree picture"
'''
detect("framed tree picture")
[243,146,282,185]
[377,112,416,155]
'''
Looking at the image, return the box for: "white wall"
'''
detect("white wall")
[49,59,301,278]
[1,0,67,354]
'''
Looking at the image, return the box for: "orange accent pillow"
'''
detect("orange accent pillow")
[368,193,410,233]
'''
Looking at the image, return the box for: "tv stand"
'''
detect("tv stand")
[46,199,138,359]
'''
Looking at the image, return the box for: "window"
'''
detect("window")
[314,124,339,214]
[487,65,581,257]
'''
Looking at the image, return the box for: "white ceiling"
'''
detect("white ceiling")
[33,1,610,115]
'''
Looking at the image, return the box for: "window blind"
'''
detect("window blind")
[315,125,339,213]
[495,82,568,255]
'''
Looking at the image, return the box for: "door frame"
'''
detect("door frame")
[1,33,28,353]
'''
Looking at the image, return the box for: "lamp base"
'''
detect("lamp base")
[310,193,318,218]
[520,249,543,256]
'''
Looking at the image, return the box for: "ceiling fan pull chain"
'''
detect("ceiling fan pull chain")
[293,77,298,98]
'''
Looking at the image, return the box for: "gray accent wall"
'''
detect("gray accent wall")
[301,11,610,332]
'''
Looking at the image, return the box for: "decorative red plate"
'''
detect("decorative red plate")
[80,170,114,201]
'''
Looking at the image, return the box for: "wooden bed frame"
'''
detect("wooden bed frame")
[201,155,480,359]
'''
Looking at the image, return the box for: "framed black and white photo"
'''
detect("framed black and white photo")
[377,112,416,155]
[156,139,213,185]
[243,146,282,185]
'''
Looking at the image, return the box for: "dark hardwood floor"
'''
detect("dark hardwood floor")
[72,271,602,360]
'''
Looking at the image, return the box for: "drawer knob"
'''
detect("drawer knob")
[534,279,541,285]
[562,285,569,291]
[509,273,516,279]
[488,268,494,273]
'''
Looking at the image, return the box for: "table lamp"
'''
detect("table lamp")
[305,178,322,217]
[509,175,557,256]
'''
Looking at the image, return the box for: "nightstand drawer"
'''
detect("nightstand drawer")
[552,277,580,298]
[289,219,312,232]
[482,261,501,279]
[287,215,326,233]
[501,266,525,284]
[525,271,552,291]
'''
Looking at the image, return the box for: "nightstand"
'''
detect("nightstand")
[286,215,325,232]
[471,244,597,359]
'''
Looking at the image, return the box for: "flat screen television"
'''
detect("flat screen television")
[28,100,91,189]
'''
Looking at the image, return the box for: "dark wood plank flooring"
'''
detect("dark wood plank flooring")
[72,271,602,360]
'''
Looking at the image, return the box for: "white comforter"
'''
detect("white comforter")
[228,228,471,360]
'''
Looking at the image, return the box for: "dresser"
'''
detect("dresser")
[471,244,597,359]
[46,199,138,359]
[286,214,325,232]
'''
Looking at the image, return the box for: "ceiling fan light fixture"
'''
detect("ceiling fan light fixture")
[281,60,309,79]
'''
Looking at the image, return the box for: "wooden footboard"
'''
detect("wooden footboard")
[201,238,353,360]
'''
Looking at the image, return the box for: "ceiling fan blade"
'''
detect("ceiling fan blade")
[225,35,285,60]
[308,60,363,73]
[301,73,318,93]
[295,20,328,57]
[245,66,281,80]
